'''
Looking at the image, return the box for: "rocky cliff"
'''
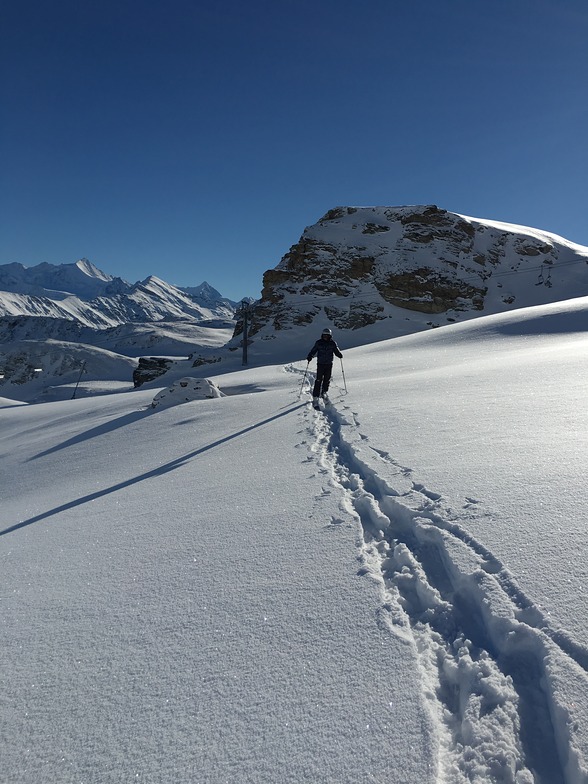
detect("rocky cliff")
[233,205,588,347]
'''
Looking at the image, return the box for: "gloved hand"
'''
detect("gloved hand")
[306,356,312,363]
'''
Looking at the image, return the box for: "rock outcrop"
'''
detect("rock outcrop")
[233,205,588,345]
[133,357,174,388]
[151,377,224,409]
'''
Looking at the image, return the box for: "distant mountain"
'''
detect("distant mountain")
[0,259,238,401]
[232,205,588,355]
[0,258,127,300]
[0,260,237,328]
[180,281,239,312]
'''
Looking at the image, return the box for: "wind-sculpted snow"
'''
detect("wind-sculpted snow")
[297,370,588,783]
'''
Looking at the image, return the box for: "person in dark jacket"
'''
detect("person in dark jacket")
[306,328,343,403]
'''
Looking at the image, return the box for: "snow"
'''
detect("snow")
[2,297,588,783]
[0,259,120,299]
[151,377,224,408]
[455,214,588,255]
[0,261,236,326]
[0,340,138,403]
[0,396,27,408]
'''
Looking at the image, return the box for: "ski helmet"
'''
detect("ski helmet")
[322,328,332,337]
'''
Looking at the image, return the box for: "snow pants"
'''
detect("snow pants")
[312,363,332,397]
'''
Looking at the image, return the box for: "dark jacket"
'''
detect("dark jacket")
[307,337,342,365]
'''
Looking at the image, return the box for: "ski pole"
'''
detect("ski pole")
[340,357,347,393]
[298,362,309,399]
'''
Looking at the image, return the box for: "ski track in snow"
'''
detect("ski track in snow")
[288,368,588,784]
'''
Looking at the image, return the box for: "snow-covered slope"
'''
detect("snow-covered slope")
[0,315,234,356]
[235,205,588,354]
[0,340,137,401]
[0,319,236,402]
[2,296,588,782]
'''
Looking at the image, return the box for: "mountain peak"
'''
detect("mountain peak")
[180,281,238,310]
[233,204,588,351]
[74,258,113,281]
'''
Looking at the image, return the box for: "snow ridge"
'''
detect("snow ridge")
[298,376,588,783]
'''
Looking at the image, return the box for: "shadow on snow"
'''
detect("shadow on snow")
[2,403,305,537]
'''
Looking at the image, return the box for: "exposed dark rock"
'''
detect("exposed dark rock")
[515,239,553,256]
[377,268,486,313]
[191,354,222,367]
[133,357,173,388]
[1,354,40,385]
[362,223,390,235]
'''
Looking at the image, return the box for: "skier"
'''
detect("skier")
[306,328,342,407]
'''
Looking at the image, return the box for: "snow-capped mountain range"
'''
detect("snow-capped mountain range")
[0,259,237,327]
[0,260,240,400]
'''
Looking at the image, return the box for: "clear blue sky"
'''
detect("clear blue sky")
[1,0,586,301]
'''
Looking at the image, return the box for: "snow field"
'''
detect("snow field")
[1,377,433,783]
[3,298,588,782]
